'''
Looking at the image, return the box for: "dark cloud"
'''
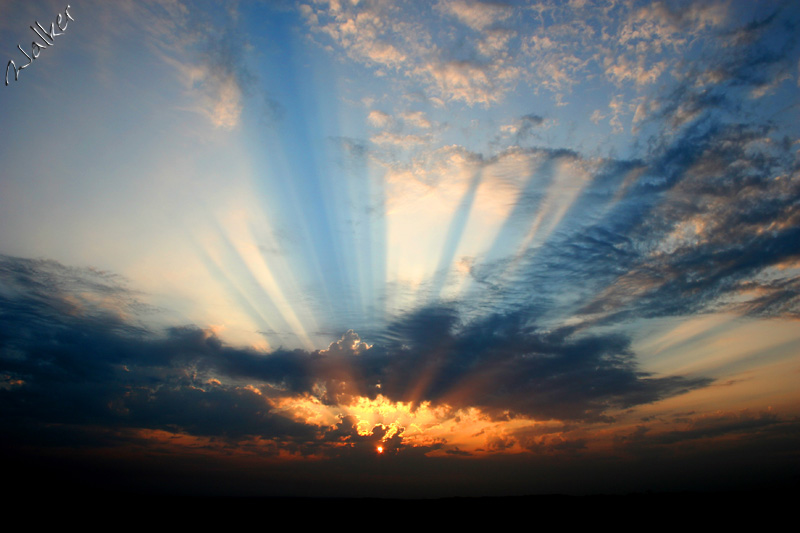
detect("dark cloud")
[491,114,800,325]
[512,113,546,143]
[445,447,472,456]
[2,254,798,497]
[736,276,800,319]
[0,255,318,449]
[614,410,798,457]
[317,415,418,458]
[340,77,795,348]
[523,436,588,455]
[367,306,710,421]
[606,119,800,319]
[717,5,798,88]
[0,253,711,457]
[647,4,799,130]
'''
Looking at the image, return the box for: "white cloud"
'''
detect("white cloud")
[401,111,432,129]
[438,0,513,31]
[163,58,243,130]
[523,26,591,96]
[418,60,499,106]
[607,94,628,134]
[368,110,393,127]
[477,28,516,57]
[370,131,430,148]
[130,0,246,130]
[750,73,792,99]
[303,0,520,106]
[604,55,666,86]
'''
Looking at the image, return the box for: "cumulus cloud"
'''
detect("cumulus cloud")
[321,329,372,356]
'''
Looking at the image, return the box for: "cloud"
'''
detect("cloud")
[367,110,392,128]
[529,122,798,326]
[309,0,409,69]
[320,329,372,356]
[604,55,666,86]
[370,131,430,148]
[374,306,711,421]
[613,409,800,463]
[0,252,711,463]
[360,86,797,327]
[500,113,548,143]
[3,0,799,498]
[646,410,781,446]
[612,123,800,317]
[420,60,503,105]
[477,28,516,57]
[400,110,433,129]
[130,0,255,130]
[620,1,729,52]
[0,255,316,448]
[524,33,588,97]
[638,4,799,129]
[302,0,796,116]
[733,272,800,319]
[412,111,799,330]
[303,0,521,105]
[438,0,513,31]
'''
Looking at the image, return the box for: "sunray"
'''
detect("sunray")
[199,219,301,343]
[427,167,485,301]
[190,239,283,348]
[498,154,590,287]
[458,151,559,308]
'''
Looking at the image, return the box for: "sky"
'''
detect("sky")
[1,0,799,498]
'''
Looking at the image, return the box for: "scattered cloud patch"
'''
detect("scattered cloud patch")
[438,0,513,31]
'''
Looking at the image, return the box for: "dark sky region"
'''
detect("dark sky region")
[1,0,799,498]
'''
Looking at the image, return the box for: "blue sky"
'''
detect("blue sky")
[1,0,799,497]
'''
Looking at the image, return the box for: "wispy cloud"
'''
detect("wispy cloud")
[126,0,253,130]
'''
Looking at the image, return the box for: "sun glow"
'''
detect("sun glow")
[272,391,552,455]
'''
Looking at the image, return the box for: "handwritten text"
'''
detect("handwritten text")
[6,5,75,87]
